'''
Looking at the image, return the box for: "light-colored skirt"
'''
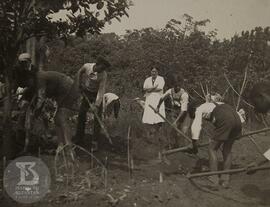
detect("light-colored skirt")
[142,92,165,124]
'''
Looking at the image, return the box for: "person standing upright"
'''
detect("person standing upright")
[142,67,166,162]
[142,67,165,125]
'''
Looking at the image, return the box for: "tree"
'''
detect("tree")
[0,0,131,159]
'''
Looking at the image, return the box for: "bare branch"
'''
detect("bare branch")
[236,68,248,111]
[205,84,209,95]
[222,86,230,99]
[224,73,254,108]
[200,82,206,97]
[191,88,205,101]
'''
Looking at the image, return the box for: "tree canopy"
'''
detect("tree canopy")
[0,0,131,72]
[46,14,270,107]
[0,0,131,159]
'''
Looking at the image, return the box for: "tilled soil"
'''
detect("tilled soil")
[0,129,270,207]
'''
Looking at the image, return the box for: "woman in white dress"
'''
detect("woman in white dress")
[142,68,166,125]
[143,68,170,166]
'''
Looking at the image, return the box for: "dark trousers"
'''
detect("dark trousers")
[75,92,102,143]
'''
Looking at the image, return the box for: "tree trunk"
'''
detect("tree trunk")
[26,37,37,66]
[2,71,15,160]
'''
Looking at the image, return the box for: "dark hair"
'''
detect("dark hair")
[250,82,270,96]
[96,56,111,69]
[249,82,270,113]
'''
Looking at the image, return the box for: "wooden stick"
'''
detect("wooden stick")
[127,126,131,179]
[163,127,270,156]
[200,82,206,97]
[159,172,163,183]
[162,142,209,155]
[192,88,205,100]
[149,104,192,143]
[91,146,94,169]
[247,135,264,154]
[236,127,270,139]
[222,86,230,99]
[206,84,209,95]
[83,93,113,144]
[186,165,270,179]
[104,156,108,191]
[236,68,248,111]
[130,158,134,176]
[261,114,269,128]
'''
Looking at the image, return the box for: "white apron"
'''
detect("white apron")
[142,76,165,124]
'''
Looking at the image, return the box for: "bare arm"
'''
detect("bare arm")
[175,93,189,123]
[191,109,203,141]
[143,79,157,92]
[157,90,171,109]
[151,87,162,93]
[143,77,164,93]
[153,77,165,93]
[95,71,107,106]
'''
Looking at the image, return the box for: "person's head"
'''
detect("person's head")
[173,77,184,93]
[174,85,181,93]
[94,56,111,73]
[151,67,158,78]
[210,93,223,102]
[18,53,31,70]
[249,82,270,113]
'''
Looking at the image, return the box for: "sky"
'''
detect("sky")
[102,0,270,39]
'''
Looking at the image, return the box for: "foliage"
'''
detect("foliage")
[0,0,131,159]
[46,14,270,107]
[0,0,131,73]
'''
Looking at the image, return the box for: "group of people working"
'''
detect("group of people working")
[141,67,270,189]
[2,52,270,189]
[7,53,120,154]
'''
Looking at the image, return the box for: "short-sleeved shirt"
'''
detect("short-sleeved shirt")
[81,63,100,93]
[163,88,189,111]
[191,102,242,141]
[103,93,119,108]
